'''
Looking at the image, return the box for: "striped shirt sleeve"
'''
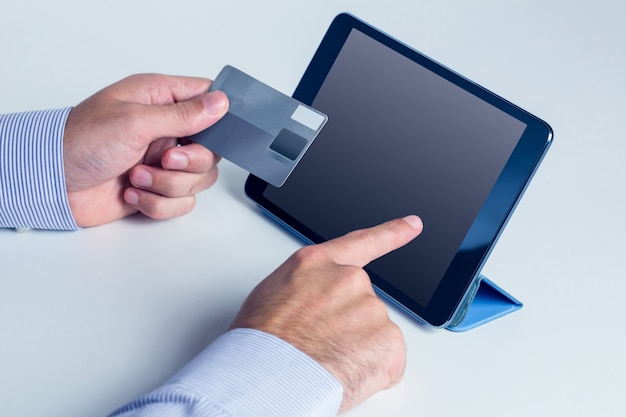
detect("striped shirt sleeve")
[108,328,343,417]
[0,108,78,230]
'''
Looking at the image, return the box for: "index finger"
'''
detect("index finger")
[321,216,423,267]
[111,74,213,105]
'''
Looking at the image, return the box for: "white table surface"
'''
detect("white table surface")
[1,1,625,416]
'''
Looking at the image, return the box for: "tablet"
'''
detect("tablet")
[245,13,553,328]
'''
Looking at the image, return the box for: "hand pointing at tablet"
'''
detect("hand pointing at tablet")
[230,215,424,412]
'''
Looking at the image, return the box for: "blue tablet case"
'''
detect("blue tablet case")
[445,276,522,332]
[255,205,522,332]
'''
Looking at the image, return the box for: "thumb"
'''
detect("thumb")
[140,90,229,141]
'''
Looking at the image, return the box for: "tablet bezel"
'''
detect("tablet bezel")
[245,13,553,327]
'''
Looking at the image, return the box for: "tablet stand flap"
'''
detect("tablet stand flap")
[445,275,522,332]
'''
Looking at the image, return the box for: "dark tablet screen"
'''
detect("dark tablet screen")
[245,14,552,327]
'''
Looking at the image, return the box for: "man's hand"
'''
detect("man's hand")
[230,215,424,413]
[63,74,228,227]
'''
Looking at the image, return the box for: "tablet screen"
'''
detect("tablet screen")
[246,14,552,327]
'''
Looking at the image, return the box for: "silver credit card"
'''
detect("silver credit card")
[190,65,328,187]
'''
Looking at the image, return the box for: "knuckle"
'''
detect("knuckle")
[387,321,404,344]
[206,166,219,187]
[338,266,371,291]
[138,199,168,220]
[362,294,388,318]
[123,73,147,84]
[199,149,220,170]
[322,266,373,300]
[188,167,219,195]
[175,101,195,126]
[194,167,219,194]
[151,169,216,199]
[139,195,195,220]
[291,244,327,266]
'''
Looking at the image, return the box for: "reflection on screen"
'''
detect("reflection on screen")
[264,29,526,306]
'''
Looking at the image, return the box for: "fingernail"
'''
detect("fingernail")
[125,189,139,205]
[168,150,188,170]
[201,91,228,115]
[402,215,423,230]
[132,168,152,188]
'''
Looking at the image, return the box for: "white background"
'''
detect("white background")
[1,1,625,416]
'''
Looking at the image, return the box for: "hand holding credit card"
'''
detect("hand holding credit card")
[189,66,328,187]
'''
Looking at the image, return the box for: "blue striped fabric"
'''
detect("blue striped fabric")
[0,108,78,230]
[109,328,343,417]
